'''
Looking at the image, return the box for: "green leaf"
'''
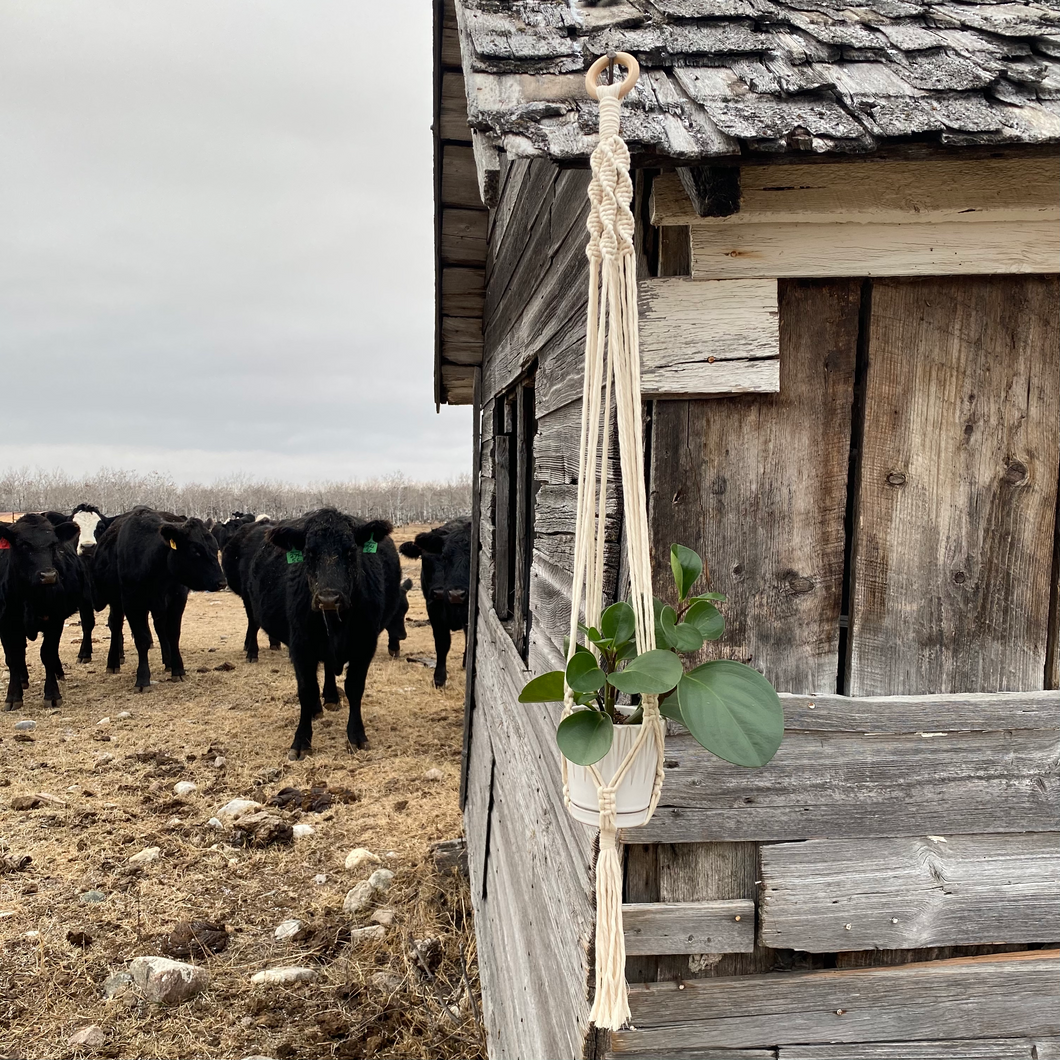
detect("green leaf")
[519,670,566,703]
[692,591,726,603]
[557,709,614,766]
[675,660,783,767]
[658,694,684,724]
[607,649,683,695]
[660,606,704,653]
[600,601,636,647]
[685,599,725,642]
[566,651,606,694]
[670,544,703,601]
[654,600,677,649]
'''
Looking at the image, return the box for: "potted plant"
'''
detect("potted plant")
[519,544,784,826]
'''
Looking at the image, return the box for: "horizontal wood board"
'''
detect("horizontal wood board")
[759,832,1060,951]
[779,1038,1060,1060]
[624,900,755,956]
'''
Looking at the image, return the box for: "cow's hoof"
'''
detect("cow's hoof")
[78,657,91,664]
[21,680,29,690]
[169,674,184,683]
[135,684,151,693]
[106,666,121,675]
[434,678,447,690]
[345,737,370,753]
[388,648,400,658]
[246,655,258,664]
[119,654,126,664]
[43,696,61,707]
[269,643,282,652]
[3,701,19,712]
[322,700,342,712]
[288,747,312,761]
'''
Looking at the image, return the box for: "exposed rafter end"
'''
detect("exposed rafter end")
[676,165,741,218]
[472,131,501,210]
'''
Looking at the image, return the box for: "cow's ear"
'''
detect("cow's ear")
[414,531,446,555]
[354,520,393,547]
[43,511,67,527]
[54,521,81,545]
[267,525,306,552]
[398,541,421,559]
[159,523,186,546]
[0,522,16,549]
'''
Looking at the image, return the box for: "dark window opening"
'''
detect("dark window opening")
[493,372,536,659]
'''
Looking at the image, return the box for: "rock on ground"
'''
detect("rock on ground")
[102,971,133,999]
[370,908,396,926]
[368,868,394,893]
[250,966,318,986]
[344,847,380,872]
[173,781,197,797]
[274,919,302,941]
[216,798,261,823]
[127,846,161,866]
[68,1024,106,1048]
[232,811,293,847]
[343,881,375,914]
[130,955,209,1005]
[350,925,386,944]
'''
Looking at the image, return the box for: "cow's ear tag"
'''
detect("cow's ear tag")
[0,539,10,550]
[362,536,377,555]
[168,538,177,550]
[286,549,304,564]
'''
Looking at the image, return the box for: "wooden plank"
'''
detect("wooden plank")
[440,207,488,267]
[653,157,1060,226]
[511,379,533,656]
[779,1039,1053,1059]
[440,71,472,142]
[639,726,1060,843]
[493,409,512,619]
[658,225,691,278]
[759,833,1060,952]
[690,219,1060,279]
[848,275,1060,696]
[439,363,476,404]
[611,951,1060,1052]
[624,900,755,956]
[440,267,485,317]
[638,278,780,398]
[441,144,483,208]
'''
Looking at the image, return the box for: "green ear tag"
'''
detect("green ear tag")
[286,549,304,564]
[362,536,377,555]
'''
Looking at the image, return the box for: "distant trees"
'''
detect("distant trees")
[0,468,471,525]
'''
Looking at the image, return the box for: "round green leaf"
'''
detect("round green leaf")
[658,694,684,724]
[600,601,636,647]
[676,660,783,767]
[557,709,614,766]
[654,600,677,649]
[659,604,703,653]
[670,544,703,601]
[685,599,725,641]
[519,670,566,703]
[607,649,683,695]
[566,651,606,694]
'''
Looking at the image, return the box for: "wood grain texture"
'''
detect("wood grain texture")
[638,278,780,398]
[440,267,485,317]
[440,207,488,266]
[638,725,1060,843]
[690,220,1060,279]
[440,71,472,143]
[758,833,1060,951]
[624,900,756,956]
[779,1039,1060,1059]
[653,157,1060,226]
[441,144,484,208]
[611,950,1060,1052]
[848,275,1060,696]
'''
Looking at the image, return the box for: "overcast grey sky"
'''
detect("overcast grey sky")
[0,0,471,484]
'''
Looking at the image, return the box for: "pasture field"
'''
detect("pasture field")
[0,527,482,1060]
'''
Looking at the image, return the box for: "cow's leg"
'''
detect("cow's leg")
[153,610,171,672]
[344,646,375,751]
[242,598,260,662]
[321,659,341,710]
[269,637,282,651]
[106,605,125,673]
[432,620,451,689]
[77,598,94,662]
[289,647,321,760]
[385,612,406,659]
[125,601,154,690]
[166,593,187,681]
[2,627,27,709]
[39,620,64,706]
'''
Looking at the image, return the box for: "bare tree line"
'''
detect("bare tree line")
[0,468,471,525]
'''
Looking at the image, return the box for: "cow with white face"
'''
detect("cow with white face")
[67,504,119,662]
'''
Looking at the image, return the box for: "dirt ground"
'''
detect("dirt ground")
[0,526,481,1060]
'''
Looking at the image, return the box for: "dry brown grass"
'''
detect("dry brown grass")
[0,526,482,1060]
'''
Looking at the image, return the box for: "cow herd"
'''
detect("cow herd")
[0,506,471,760]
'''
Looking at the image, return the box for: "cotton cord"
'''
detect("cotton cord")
[560,61,666,1032]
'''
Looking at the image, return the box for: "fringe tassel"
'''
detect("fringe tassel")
[589,807,629,1030]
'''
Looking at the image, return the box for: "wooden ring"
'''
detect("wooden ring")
[584,52,640,101]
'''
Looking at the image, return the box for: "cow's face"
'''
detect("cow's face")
[413,525,471,608]
[269,511,392,613]
[0,514,80,594]
[160,518,226,592]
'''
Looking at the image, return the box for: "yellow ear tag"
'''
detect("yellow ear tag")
[168,538,177,550]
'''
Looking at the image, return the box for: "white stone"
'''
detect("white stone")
[117,711,132,720]
[102,971,133,998]
[274,919,302,941]
[313,874,327,885]
[127,846,161,866]
[173,781,197,797]
[349,924,386,944]
[216,798,261,823]
[368,868,394,893]
[94,753,114,767]
[344,847,380,872]
[68,1024,106,1048]
[207,817,224,830]
[97,717,111,726]
[370,908,396,927]
[250,966,318,986]
[13,720,35,732]
[423,768,444,782]
[130,955,209,1004]
[342,881,375,914]
[292,823,315,839]
[212,756,226,769]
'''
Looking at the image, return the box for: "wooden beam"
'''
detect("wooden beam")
[440,363,476,405]
[610,951,1060,1053]
[440,267,485,317]
[653,157,1060,226]
[472,130,501,210]
[690,219,1059,279]
[440,71,472,143]
[440,208,488,266]
[779,1039,1060,1059]
[638,278,779,398]
[441,144,482,208]
[623,900,755,956]
[676,165,741,218]
[441,315,483,364]
[759,833,1060,952]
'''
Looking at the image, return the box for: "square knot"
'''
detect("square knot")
[597,787,617,816]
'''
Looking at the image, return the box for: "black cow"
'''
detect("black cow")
[245,508,401,758]
[91,508,225,689]
[0,513,83,708]
[399,518,471,688]
[209,512,259,551]
[388,578,413,658]
[220,520,285,662]
[62,503,120,663]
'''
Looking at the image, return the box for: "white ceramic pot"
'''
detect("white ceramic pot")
[566,722,657,828]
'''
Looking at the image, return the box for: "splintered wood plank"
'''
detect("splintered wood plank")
[653,157,1060,226]
[611,951,1060,1053]
[779,1038,1057,1059]
[638,278,780,398]
[624,899,755,956]
[690,220,1059,279]
[758,833,1060,952]
[848,275,1060,696]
